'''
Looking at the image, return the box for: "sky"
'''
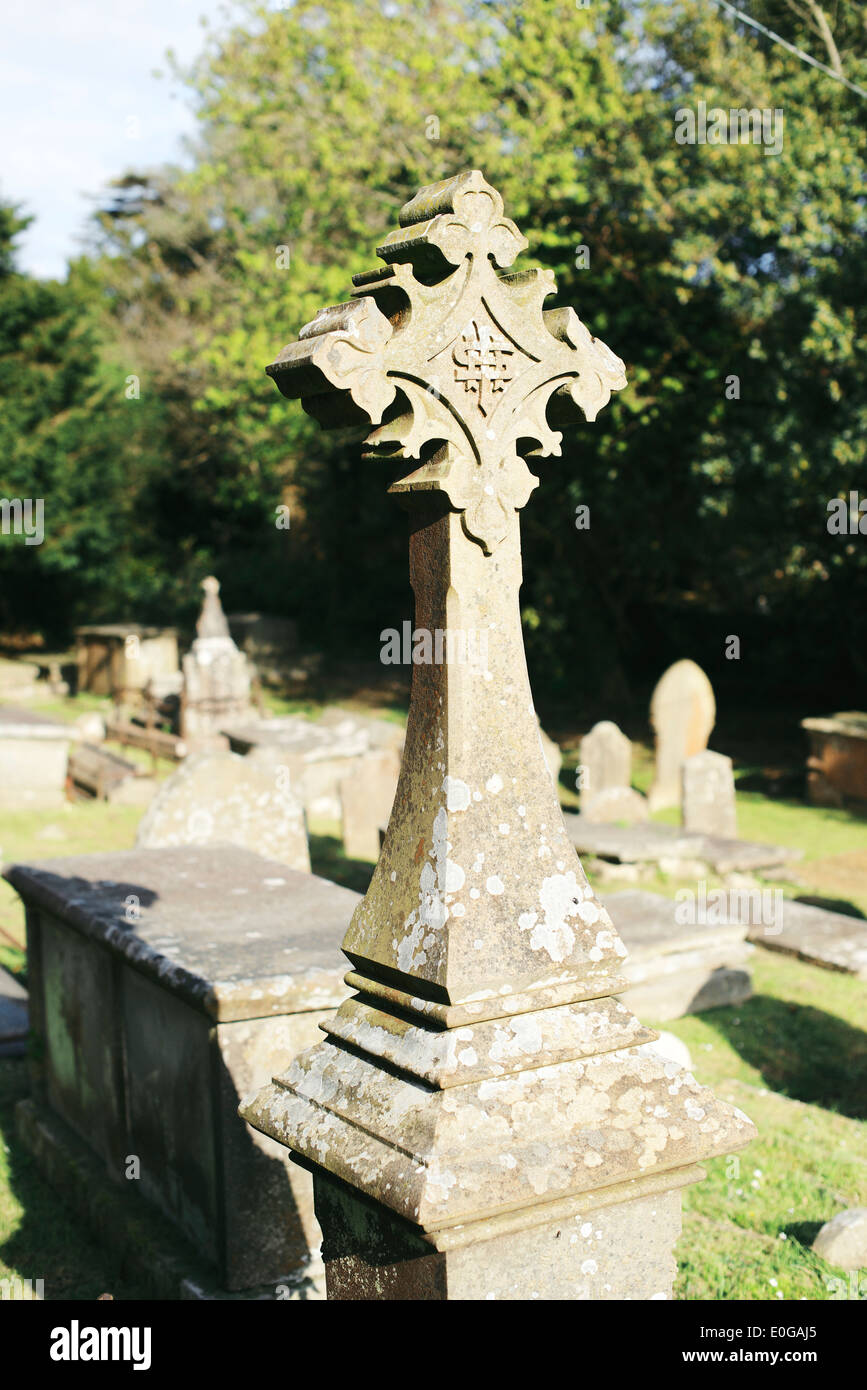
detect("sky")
[0,1,244,279]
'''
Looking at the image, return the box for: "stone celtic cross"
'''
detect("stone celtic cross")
[265,168,626,555]
[243,171,755,1301]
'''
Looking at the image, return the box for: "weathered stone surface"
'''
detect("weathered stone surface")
[0,706,71,809]
[747,898,867,978]
[75,624,179,703]
[563,814,800,874]
[580,720,631,807]
[340,748,401,861]
[181,577,255,745]
[4,846,356,1021]
[627,965,752,1022]
[812,1208,867,1271]
[802,712,867,808]
[136,750,310,872]
[229,714,371,821]
[4,846,359,1288]
[13,1096,324,1300]
[606,890,750,958]
[682,749,737,838]
[0,657,40,702]
[319,706,405,755]
[71,711,106,743]
[648,660,716,810]
[313,1167,691,1300]
[582,785,649,825]
[240,169,755,1301]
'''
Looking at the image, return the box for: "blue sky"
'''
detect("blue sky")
[1,1,243,279]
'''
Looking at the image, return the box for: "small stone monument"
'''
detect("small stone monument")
[801,711,867,809]
[340,748,401,861]
[241,170,755,1301]
[583,784,649,825]
[579,719,645,821]
[682,749,737,838]
[181,577,255,749]
[648,659,716,811]
[0,707,72,808]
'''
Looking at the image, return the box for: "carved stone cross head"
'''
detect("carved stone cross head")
[266,169,627,553]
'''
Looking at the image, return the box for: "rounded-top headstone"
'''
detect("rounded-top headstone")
[580,720,632,809]
[135,751,310,872]
[648,660,716,811]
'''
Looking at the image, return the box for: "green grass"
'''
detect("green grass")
[670,952,867,1300]
[734,791,867,862]
[0,802,143,948]
[1,694,865,1299]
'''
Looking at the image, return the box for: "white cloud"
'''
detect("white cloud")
[0,0,246,278]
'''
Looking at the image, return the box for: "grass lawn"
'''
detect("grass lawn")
[0,691,865,1299]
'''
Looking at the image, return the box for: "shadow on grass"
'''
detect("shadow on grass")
[793,895,866,920]
[308,834,375,896]
[711,994,867,1121]
[782,1218,825,1249]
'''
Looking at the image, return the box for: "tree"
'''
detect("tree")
[10,0,866,703]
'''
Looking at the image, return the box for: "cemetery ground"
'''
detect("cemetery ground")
[0,680,865,1300]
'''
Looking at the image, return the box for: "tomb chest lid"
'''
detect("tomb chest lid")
[3,846,359,1022]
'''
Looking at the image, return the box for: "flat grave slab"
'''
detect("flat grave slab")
[564,813,801,875]
[225,714,374,820]
[745,898,867,978]
[602,889,753,1021]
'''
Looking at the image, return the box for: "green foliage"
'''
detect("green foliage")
[2,0,866,700]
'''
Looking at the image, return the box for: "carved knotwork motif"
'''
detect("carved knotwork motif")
[453,319,515,415]
[266,169,627,553]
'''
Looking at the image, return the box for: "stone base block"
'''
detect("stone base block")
[312,1168,694,1300]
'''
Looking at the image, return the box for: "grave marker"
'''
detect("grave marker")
[682,748,737,838]
[136,750,311,872]
[648,659,715,810]
[181,577,255,748]
[240,170,755,1300]
[580,719,631,801]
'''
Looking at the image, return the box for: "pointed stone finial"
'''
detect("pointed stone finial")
[196,575,231,641]
[242,172,755,1301]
